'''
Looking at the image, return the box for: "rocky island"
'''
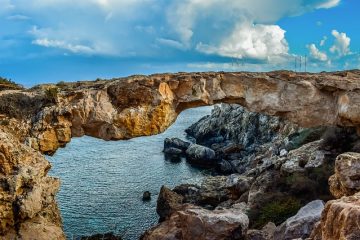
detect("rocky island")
[1,70,360,239]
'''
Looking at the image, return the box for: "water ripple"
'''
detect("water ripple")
[48,106,212,240]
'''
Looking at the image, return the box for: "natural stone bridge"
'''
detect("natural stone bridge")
[0,70,360,239]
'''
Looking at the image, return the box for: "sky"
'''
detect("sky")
[0,0,359,86]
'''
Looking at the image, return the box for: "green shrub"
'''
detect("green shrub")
[44,87,59,104]
[248,196,301,228]
[56,81,67,88]
[0,93,46,118]
[0,77,23,90]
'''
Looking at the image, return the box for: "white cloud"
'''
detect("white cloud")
[167,0,340,60]
[156,38,185,50]
[196,22,288,60]
[330,30,351,56]
[6,14,30,21]
[307,43,328,61]
[168,0,341,44]
[29,25,116,55]
[320,36,327,46]
[315,0,340,9]
[1,0,342,60]
[32,38,96,54]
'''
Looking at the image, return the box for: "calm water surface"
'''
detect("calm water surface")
[48,106,213,240]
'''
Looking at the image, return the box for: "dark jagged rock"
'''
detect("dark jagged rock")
[185,144,217,166]
[142,191,151,201]
[80,232,122,240]
[186,104,298,155]
[185,104,300,173]
[163,147,183,156]
[164,137,190,151]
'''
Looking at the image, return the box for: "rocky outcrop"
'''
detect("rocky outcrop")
[314,192,360,240]
[142,204,249,240]
[1,70,360,238]
[0,130,64,239]
[185,144,217,166]
[329,152,360,198]
[309,152,360,239]
[157,186,184,221]
[274,200,324,240]
[2,71,360,156]
[185,104,297,151]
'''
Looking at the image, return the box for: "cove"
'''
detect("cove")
[48,106,213,240]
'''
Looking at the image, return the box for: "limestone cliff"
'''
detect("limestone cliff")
[1,70,360,239]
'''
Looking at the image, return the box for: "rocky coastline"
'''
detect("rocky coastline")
[143,103,360,240]
[1,70,360,239]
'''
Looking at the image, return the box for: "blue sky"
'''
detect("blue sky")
[0,0,359,86]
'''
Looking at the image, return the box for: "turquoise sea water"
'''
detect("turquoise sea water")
[48,106,213,240]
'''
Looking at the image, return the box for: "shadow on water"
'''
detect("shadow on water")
[48,106,213,240]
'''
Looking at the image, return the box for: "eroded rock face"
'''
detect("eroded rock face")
[329,152,360,198]
[1,70,360,238]
[0,130,64,239]
[2,71,360,156]
[317,192,360,240]
[142,204,249,240]
[157,186,184,221]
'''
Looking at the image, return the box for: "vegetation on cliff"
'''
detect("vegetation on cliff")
[0,77,23,90]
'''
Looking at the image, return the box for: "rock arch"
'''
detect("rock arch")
[1,70,360,239]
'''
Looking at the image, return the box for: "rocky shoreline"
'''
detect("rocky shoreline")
[1,70,360,239]
[143,104,360,240]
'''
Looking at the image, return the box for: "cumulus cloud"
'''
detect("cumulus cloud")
[307,43,328,61]
[330,30,351,56]
[0,0,342,61]
[167,0,341,60]
[196,22,288,60]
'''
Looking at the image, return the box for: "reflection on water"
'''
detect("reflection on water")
[48,106,213,240]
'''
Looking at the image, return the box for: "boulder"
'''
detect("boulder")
[173,184,200,204]
[217,160,234,174]
[246,222,276,240]
[141,205,249,240]
[198,174,252,207]
[274,200,324,240]
[329,152,360,198]
[316,192,360,240]
[280,140,325,174]
[142,191,151,201]
[163,147,183,156]
[185,144,217,166]
[156,186,184,221]
[164,138,190,152]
